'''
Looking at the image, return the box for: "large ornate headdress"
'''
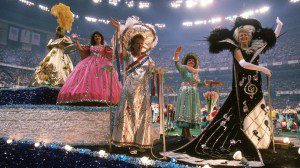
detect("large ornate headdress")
[207,17,276,57]
[120,16,158,54]
[50,3,74,32]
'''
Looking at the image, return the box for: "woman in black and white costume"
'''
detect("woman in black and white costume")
[166,17,283,166]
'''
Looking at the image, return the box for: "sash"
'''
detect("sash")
[126,54,149,76]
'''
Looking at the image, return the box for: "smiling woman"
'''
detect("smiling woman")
[172,46,207,140]
[56,30,122,106]
[166,16,282,167]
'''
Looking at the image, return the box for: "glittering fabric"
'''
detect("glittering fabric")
[30,37,74,87]
[0,140,140,168]
[0,106,112,145]
[0,86,60,105]
[0,138,192,168]
[172,49,269,163]
[112,53,157,149]
[57,45,122,105]
[174,61,204,129]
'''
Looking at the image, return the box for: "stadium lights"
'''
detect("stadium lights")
[208,17,222,24]
[240,6,269,18]
[125,1,134,8]
[38,4,50,12]
[73,14,79,19]
[194,20,207,25]
[19,0,35,6]
[170,0,183,8]
[155,24,166,29]
[290,0,300,3]
[108,0,120,6]
[98,19,110,24]
[85,16,98,22]
[186,0,197,8]
[199,0,214,7]
[183,21,193,27]
[184,5,270,27]
[139,1,150,9]
[92,0,102,4]
[225,15,238,21]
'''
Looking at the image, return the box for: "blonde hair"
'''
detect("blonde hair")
[233,25,255,43]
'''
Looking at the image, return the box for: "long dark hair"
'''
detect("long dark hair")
[90,31,104,45]
[129,34,144,52]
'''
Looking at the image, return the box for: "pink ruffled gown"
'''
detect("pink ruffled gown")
[57,45,122,106]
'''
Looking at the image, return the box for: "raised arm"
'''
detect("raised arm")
[110,17,127,59]
[234,48,272,76]
[71,34,84,52]
[274,17,283,38]
[173,46,185,72]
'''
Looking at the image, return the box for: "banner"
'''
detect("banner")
[0,22,8,45]
[22,42,32,51]
[8,26,19,41]
[20,29,31,43]
[31,32,40,45]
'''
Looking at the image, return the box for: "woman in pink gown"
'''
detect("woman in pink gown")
[57,31,122,106]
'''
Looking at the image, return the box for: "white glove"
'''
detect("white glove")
[239,59,272,76]
[275,17,283,38]
[260,67,272,76]
[276,17,283,26]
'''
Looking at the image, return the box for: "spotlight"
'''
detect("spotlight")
[34,142,40,147]
[199,0,214,7]
[64,145,73,151]
[170,0,183,8]
[259,6,270,13]
[170,157,177,163]
[155,24,166,29]
[38,4,50,12]
[109,0,121,6]
[194,20,207,25]
[73,14,79,19]
[93,0,102,3]
[6,139,13,144]
[283,137,290,144]
[139,1,150,9]
[233,151,250,167]
[140,156,152,166]
[19,0,35,6]
[290,0,300,3]
[85,16,98,22]
[182,21,193,27]
[186,0,197,8]
[208,17,222,24]
[125,0,134,8]
[98,150,107,158]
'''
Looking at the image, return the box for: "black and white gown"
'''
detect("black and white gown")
[167,49,271,165]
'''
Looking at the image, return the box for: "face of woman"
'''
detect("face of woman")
[132,38,144,54]
[187,58,195,68]
[238,32,251,44]
[94,34,102,45]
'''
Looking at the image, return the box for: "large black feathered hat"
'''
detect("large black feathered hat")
[207,17,276,54]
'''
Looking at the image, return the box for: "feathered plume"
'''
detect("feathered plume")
[50,3,74,32]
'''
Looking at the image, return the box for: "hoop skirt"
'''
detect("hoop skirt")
[30,37,74,87]
[57,45,122,105]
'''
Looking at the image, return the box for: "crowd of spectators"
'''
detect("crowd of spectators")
[0,29,299,109]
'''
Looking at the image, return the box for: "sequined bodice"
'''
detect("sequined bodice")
[90,45,105,57]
